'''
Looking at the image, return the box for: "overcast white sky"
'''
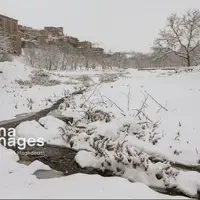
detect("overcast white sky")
[1,0,200,53]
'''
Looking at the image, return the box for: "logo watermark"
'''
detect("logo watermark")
[17,150,45,156]
[0,127,45,154]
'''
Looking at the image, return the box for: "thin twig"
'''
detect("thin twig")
[140,110,153,123]
[156,101,168,113]
[81,83,100,107]
[135,92,148,118]
[121,84,131,112]
[195,148,199,155]
[102,95,125,114]
[144,90,168,111]
[98,91,107,105]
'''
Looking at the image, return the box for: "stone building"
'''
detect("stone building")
[18,25,41,40]
[65,36,79,47]
[90,47,104,56]
[38,29,49,44]
[44,26,64,38]
[0,14,21,55]
[0,14,105,57]
[77,41,92,49]
[77,41,92,56]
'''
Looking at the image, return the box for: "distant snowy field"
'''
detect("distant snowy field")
[1,59,200,198]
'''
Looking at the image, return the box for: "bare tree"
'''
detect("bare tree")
[59,43,71,70]
[153,9,200,67]
[68,48,82,70]
[59,43,78,70]
[23,47,38,68]
[83,48,94,70]
[39,44,62,70]
[129,52,151,68]
[110,52,130,69]
[24,43,62,70]
[98,55,113,70]
[0,31,12,61]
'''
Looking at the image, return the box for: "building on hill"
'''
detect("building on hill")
[0,14,21,55]
[18,25,43,49]
[38,29,49,44]
[65,36,79,47]
[77,41,92,49]
[44,26,64,38]
[90,47,104,56]
[18,25,32,32]
[77,41,92,56]
[21,38,37,48]
[18,25,41,40]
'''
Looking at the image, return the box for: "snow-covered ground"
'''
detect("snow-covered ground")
[1,59,200,198]
[0,59,99,121]
[0,144,188,199]
[0,59,125,121]
[0,60,72,121]
[72,68,200,166]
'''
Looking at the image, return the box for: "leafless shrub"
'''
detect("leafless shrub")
[63,78,79,85]
[60,123,179,189]
[84,108,114,123]
[76,75,92,82]
[0,53,13,62]
[99,74,119,83]
[15,79,31,86]
[15,70,60,87]
[33,70,49,77]
[26,98,34,110]
[74,75,93,87]
[30,70,60,86]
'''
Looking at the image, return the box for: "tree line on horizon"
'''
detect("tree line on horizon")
[1,9,200,68]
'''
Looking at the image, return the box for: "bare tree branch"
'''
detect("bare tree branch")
[152,9,200,67]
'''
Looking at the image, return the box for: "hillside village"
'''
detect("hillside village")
[0,13,104,57]
[2,13,200,70]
